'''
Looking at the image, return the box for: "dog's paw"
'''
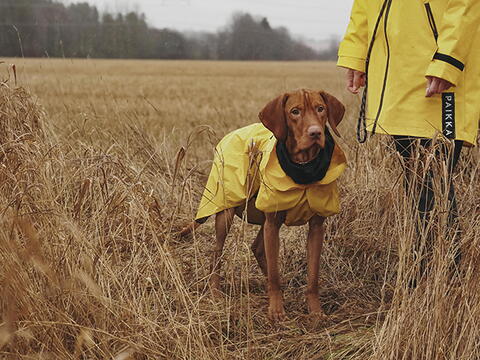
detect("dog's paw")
[208,275,224,300]
[306,310,329,330]
[306,294,323,314]
[171,222,198,241]
[308,310,328,321]
[268,295,286,322]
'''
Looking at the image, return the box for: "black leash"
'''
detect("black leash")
[357,0,393,143]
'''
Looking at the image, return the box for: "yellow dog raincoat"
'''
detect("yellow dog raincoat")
[195,123,347,226]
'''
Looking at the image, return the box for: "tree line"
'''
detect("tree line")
[0,0,338,60]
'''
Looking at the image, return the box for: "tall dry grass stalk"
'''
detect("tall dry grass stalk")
[0,59,478,359]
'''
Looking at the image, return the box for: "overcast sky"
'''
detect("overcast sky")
[69,0,354,42]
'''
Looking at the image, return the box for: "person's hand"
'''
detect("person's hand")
[425,76,454,97]
[346,68,366,94]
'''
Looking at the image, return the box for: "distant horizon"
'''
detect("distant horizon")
[62,0,352,44]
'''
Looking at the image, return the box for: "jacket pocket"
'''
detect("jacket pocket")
[424,3,438,42]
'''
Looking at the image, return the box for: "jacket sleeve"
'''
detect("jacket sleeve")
[337,0,369,73]
[426,0,480,85]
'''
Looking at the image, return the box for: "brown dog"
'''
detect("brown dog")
[181,89,346,321]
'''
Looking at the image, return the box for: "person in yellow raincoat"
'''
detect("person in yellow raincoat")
[338,0,480,280]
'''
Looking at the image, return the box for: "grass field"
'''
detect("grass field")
[0,58,479,359]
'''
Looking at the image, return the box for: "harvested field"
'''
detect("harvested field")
[0,59,479,359]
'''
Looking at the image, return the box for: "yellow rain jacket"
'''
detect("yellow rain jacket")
[195,123,347,226]
[338,0,480,145]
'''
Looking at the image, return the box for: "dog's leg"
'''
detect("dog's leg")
[264,212,286,321]
[179,221,200,237]
[251,225,268,276]
[306,215,325,315]
[210,208,235,295]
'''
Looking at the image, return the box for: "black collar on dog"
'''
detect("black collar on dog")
[276,128,335,185]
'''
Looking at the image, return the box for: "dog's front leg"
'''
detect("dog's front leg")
[306,215,325,315]
[264,212,286,321]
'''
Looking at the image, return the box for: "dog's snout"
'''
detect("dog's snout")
[307,125,322,138]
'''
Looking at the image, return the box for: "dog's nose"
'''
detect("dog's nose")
[307,125,322,138]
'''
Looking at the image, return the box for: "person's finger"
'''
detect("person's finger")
[353,71,363,92]
[347,84,359,94]
[347,70,366,94]
[426,76,432,89]
[426,77,439,97]
[439,79,453,93]
[431,79,441,96]
[438,82,448,93]
[425,76,433,97]
[359,72,366,87]
[346,69,366,94]
[426,76,454,97]
[346,69,357,94]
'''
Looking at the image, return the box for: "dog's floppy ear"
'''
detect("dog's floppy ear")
[320,91,345,138]
[258,93,289,141]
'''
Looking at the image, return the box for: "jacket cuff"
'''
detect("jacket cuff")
[425,56,463,86]
[337,56,366,73]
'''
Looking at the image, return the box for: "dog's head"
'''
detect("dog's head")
[258,89,345,163]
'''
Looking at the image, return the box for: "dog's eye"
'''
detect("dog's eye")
[317,106,325,113]
[291,108,301,116]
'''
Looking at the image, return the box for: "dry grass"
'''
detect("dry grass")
[0,59,479,359]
